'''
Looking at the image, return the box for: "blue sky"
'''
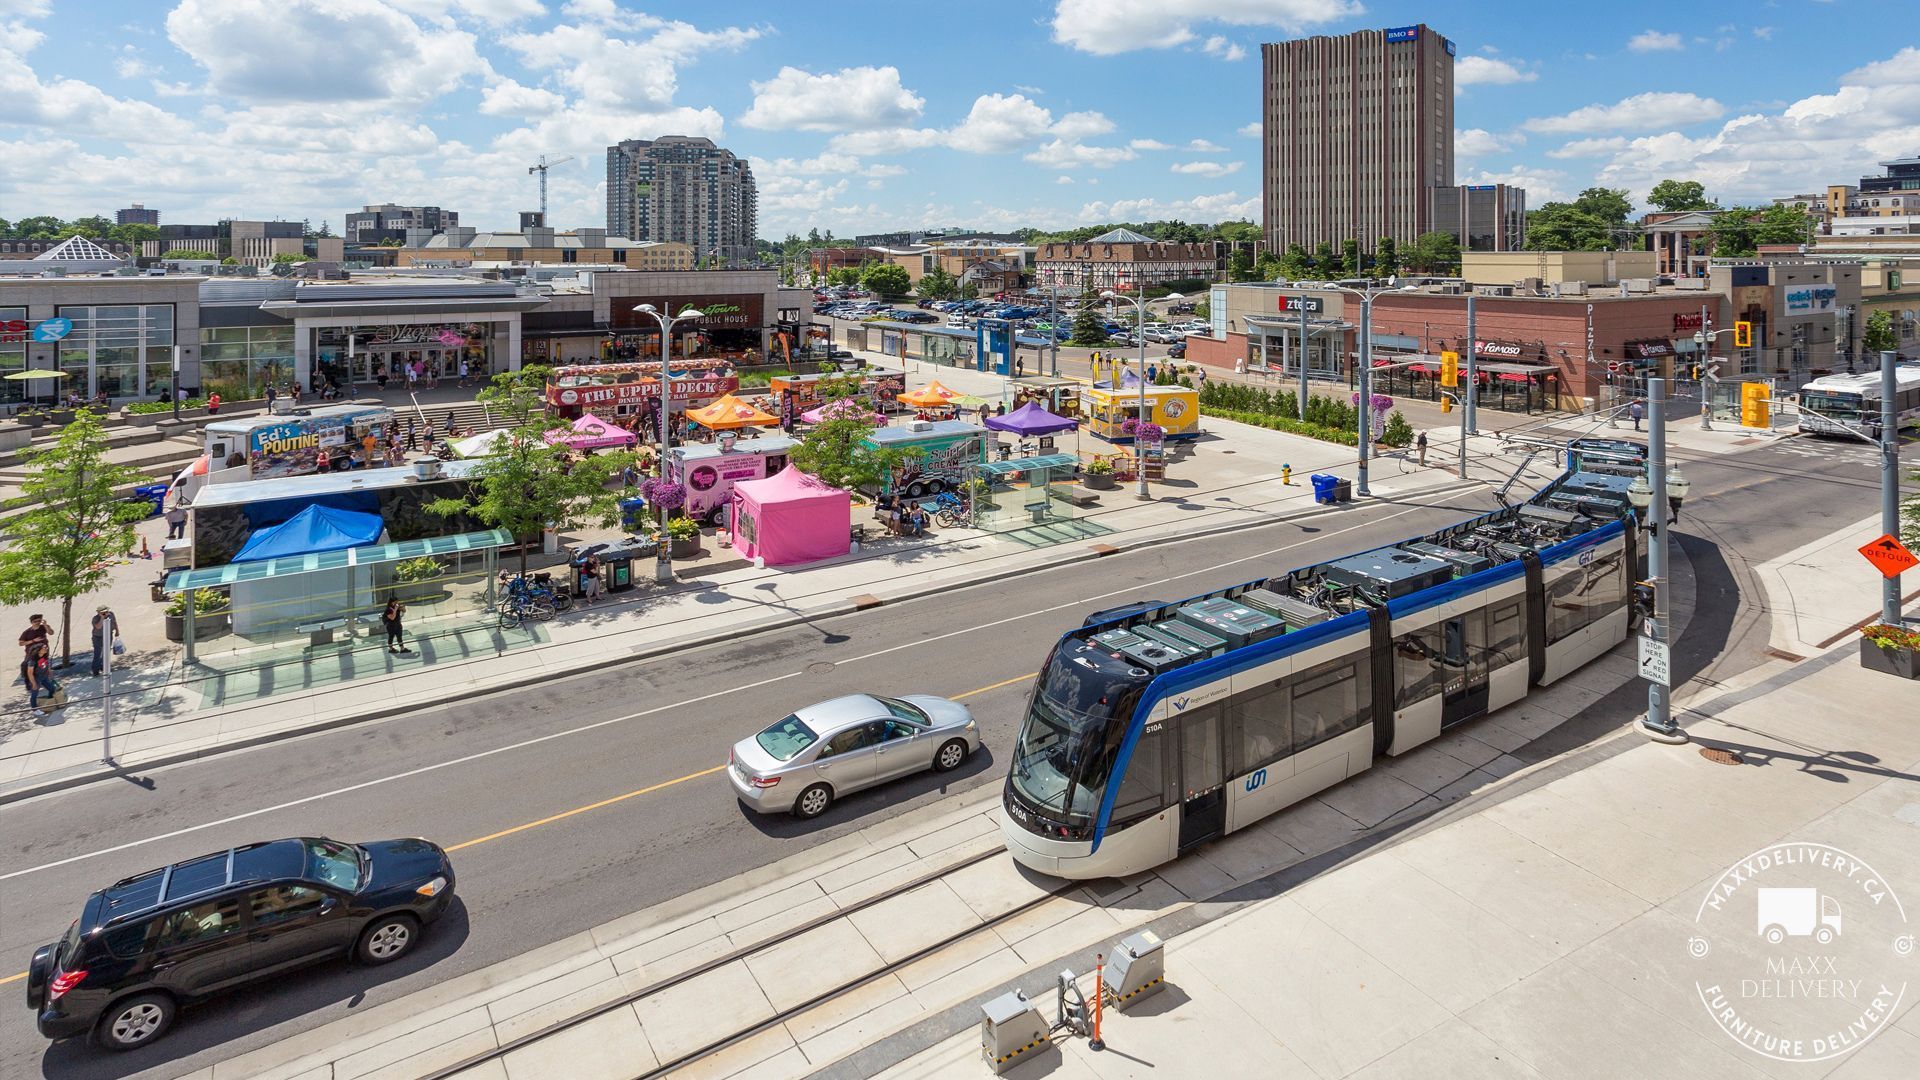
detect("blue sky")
[2,0,1914,239]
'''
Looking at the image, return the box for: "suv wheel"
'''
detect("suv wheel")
[356,914,419,965]
[97,993,174,1051]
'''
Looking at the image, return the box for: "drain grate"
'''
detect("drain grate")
[1700,747,1744,766]
[1763,647,1805,663]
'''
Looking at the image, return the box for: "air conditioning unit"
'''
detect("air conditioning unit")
[1550,281,1588,298]
[1518,277,1544,293]
[1477,286,1513,297]
[1438,284,1464,295]
[905,420,934,432]
[1622,278,1655,294]
[1673,278,1708,291]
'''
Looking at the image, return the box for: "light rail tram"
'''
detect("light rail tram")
[1002,454,1647,879]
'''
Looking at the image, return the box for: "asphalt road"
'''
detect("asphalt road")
[0,432,1894,1080]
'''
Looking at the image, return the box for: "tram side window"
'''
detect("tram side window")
[1293,658,1366,752]
[1548,551,1625,644]
[1393,624,1447,708]
[1110,728,1165,823]
[1489,601,1526,667]
[1227,679,1291,776]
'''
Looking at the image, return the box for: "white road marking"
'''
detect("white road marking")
[0,503,1438,881]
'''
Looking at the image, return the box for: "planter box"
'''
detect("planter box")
[1082,472,1117,491]
[669,536,701,559]
[49,410,75,425]
[165,611,231,643]
[1859,639,1920,679]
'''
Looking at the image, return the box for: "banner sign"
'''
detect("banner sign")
[1278,296,1324,313]
[1473,339,1525,358]
[550,375,738,409]
[1785,285,1837,314]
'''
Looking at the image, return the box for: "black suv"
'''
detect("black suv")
[27,836,454,1051]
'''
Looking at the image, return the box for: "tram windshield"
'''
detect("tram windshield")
[1008,648,1148,828]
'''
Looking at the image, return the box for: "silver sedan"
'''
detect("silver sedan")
[728,694,980,819]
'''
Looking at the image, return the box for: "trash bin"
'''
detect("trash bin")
[1309,473,1339,505]
[619,496,648,529]
[133,483,170,517]
[1334,479,1353,503]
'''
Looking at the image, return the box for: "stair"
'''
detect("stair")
[383,401,502,435]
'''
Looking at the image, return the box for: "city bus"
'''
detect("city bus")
[1796,365,1920,438]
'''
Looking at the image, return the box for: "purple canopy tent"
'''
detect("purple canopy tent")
[985,401,1077,436]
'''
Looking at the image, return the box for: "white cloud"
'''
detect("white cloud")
[150,80,200,97]
[1056,175,1075,184]
[1051,0,1357,55]
[740,66,924,132]
[1844,46,1920,86]
[1014,84,1045,95]
[1524,92,1725,134]
[1201,35,1247,62]
[1545,136,1630,159]
[1171,160,1243,176]
[1455,56,1536,88]
[947,93,1054,152]
[500,14,758,111]
[0,0,50,16]
[1026,139,1136,169]
[1628,30,1683,52]
[167,0,491,106]
[1238,121,1261,137]
[867,164,907,178]
[1052,110,1116,141]
[390,0,546,24]
[1752,26,1774,40]
[1078,191,1260,223]
[1,39,190,142]
[1455,128,1521,157]
[826,91,1122,163]
[478,78,565,117]
[1460,167,1570,204]
[1129,138,1171,150]
[114,52,153,79]
[1186,138,1226,152]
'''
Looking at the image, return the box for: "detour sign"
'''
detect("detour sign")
[1859,534,1919,578]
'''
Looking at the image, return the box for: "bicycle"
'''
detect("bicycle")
[497,592,554,630]
[503,571,573,614]
[929,490,972,529]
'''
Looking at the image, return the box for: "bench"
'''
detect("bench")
[1052,487,1100,508]
[295,618,350,647]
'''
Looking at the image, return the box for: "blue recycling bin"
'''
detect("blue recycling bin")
[133,483,170,517]
[619,496,648,529]
[1309,473,1339,505]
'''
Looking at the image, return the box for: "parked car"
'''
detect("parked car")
[1169,342,1187,358]
[28,837,455,1051]
[729,694,980,819]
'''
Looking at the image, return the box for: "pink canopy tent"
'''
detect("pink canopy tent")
[798,399,887,425]
[546,412,637,450]
[729,465,851,567]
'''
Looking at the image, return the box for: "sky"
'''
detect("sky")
[2,0,1915,240]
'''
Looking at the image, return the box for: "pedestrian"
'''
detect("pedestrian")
[459,359,470,387]
[361,432,377,464]
[406,419,418,450]
[620,462,639,488]
[22,641,61,712]
[377,367,390,391]
[1416,430,1429,467]
[444,411,456,436]
[289,381,302,408]
[580,555,603,605]
[405,364,418,393]
[315,448,331,472]
[347,381,358,402]
[90,606,120,678]
[165,501,187,540]
[207,391,221,415]
[19,613,49,658]
[1629,399,1644,431]
[381,598,411,654]
[265,384,278,414]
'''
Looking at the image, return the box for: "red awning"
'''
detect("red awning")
[1371,359,1393,367]
[1408,364,1434,375]
[1498,372,1534,383]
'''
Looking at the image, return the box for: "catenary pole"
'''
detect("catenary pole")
[1884,351,1904,626]
[1465,292,1478,435]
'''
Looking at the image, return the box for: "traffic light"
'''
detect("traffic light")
[1440,350,1459,388]
[1733,320,1752,348]
[1690,364,1701,381]
[1632,580,1658,625]
[1439,395,1453,413]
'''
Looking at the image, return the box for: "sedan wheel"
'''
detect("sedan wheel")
[935,739,968,772]
[357,915,419,964]
[793,783,833,819]
[98,994,173,1051]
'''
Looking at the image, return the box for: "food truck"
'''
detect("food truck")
[769,371,908,424]
[202,404,395,483]
[545,361,739,421]
[1080,385,1201,443]
[667,434,798,525]
[861,419,988,498]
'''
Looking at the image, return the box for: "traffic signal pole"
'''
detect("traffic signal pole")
[1465,293,1478,435]
[1883,351,1904,626]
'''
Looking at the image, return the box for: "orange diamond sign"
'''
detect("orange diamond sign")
[1859,534,1919,578]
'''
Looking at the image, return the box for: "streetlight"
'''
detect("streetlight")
[1100,287,1183,499]
[1625,376,1688,744]
[1323,280,1416,497]
[633,303,705,584]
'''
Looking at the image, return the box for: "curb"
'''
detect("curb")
[0,469,1477,806]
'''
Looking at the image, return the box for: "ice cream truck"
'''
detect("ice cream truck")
[667,434,798,525]
[861,419,989,498]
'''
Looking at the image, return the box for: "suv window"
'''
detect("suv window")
[104,919,156,958]
[154,898,244,949]
[164,854,228,902]
[249,885,328,927]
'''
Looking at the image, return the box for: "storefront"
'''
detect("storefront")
[0,275,203,404]
[259,278,546,392]
[1242,313,1346,381]
[312,322,500,387]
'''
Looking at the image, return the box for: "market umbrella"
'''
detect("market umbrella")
[897,380,962,407]
[545,412,638,450]
[686,393,780,430]
[4,370,70,380]
[949,393,992,408]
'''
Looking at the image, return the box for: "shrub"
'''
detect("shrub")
[166,590,230,616]
[1380,411,1415,448]
[393,556,443,583]
[126,398,207,415]
[1862,623,1920,651]
[665,516,701,542]
[1209,408,1357,447]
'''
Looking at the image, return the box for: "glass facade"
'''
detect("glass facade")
[0,306,26,403]
[200,324,295,400]
[54,304,175,401]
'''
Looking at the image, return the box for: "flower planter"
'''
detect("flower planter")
[1082,472,1117,491]
[49,410,75,425]
[165,611,230,642]
[670,535,702,559]
[1859,639,1920,679]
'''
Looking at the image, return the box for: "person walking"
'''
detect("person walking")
[90,606,120,677]
[406,419,418,451]
[1629,399,1644,431]
[1416,430,1429,468]
[458,359,471,387]
[164,501,187,540]
[22,641,61,712]
[265,384,278,414]
[381,598,411,654]
[19,613,49,659]
[206,391,221,415]
[579,555,603,605]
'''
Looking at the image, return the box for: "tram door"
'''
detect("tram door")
[1440,611,1491,728]
[1177,705,1227,852]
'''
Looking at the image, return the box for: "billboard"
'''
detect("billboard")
[1384,25,1419,42]
[245,408,390,480]
[609,294,764,330]
[1785,286,1837,314]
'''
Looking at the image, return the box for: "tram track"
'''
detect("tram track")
[418,841,1069,1080]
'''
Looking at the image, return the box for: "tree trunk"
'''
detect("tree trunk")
[59,596,73,667]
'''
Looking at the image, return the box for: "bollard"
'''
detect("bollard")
[1281,463,1292,485]
[1090,953,1106,1052]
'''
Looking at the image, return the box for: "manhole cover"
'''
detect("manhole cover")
[806,661,835,676]
[1700,747,1744,766]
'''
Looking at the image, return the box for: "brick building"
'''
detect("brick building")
[1032,228,1215,293]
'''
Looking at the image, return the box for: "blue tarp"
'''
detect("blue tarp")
[233,504,385,563]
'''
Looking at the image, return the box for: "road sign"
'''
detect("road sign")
[1638,636,1671,686]
[1859,534,1919,578]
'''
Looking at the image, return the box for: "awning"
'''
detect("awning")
[1408,364,1434,375]
[165,529,512,592]
[1498,372,1535,383]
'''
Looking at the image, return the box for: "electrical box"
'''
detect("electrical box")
[1105,930,1167,1010]
[1175,597,1285,649]
[980,989,1050,1074]
[1151,618,1228,657]
[1116,637,1187,672]
[1324,546,1454,600]
[1402,542,1494,578]
[1237,587,1330,628]
[1131,624,1207,660]
[1090,628,1146,655]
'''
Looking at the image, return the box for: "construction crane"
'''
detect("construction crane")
[527,154,575,220]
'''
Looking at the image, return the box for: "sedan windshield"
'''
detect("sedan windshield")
[304,839,365,891]
[756,714,819,761]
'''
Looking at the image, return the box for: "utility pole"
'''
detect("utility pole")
[1640,377,1686,743]
[1298,292,1309,421]
[1464,292,1478,435]
[1882,351,1904,626]
[1357,296,1372,496]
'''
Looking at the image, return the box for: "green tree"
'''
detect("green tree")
[1070,304,1109,346]
[919,263,960,299]
[863,262,913,297]
[1227,247,1257,282]
[1753,204,1814,247]
[1340,238,1361,277]
[1311,241,1337,277]
[108,222,161,246]
[1406,231,1461,274]
[1525,204,1614,250]
[1215,220,1261,243]
[270,252,311,264]
[12,216,67,240]
[1573,187,1634,228]
[220,256,239,266]
[1278,243,1311,280]
[788,375,921,490]
[161,248,218,260]
[65,215,113,238]
[1706,207,1814,257]
[1374,236,1399,279]
[1863,310,1899,355]
[0,410,152,666]
[1647,179,1717,213]
[826,265,862,287]
[1253,251,1285,281]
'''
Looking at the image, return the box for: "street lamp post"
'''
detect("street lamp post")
[170,344,181,423]
[1626,376,1690,744]
[633,303,706,584]
[1325,281,1415,497]
[1881,350,1904,626]
[1100,287,1181,500]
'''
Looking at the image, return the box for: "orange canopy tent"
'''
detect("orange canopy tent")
[686,393,780,430]
[897,380,962,408]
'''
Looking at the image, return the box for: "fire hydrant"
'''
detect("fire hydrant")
[1281,463,1292,485]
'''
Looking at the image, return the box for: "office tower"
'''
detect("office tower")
[606,136,758,264]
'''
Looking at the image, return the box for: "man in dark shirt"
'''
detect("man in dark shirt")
[19,614,49,657]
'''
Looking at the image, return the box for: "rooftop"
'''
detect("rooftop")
[1087,227,1155,244]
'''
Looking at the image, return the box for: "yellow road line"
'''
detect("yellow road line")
[954,672,1036,700]
[0,971,23,986]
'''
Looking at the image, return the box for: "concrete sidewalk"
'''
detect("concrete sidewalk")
[863,518,1920,1080]
[0,405,1471,805]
